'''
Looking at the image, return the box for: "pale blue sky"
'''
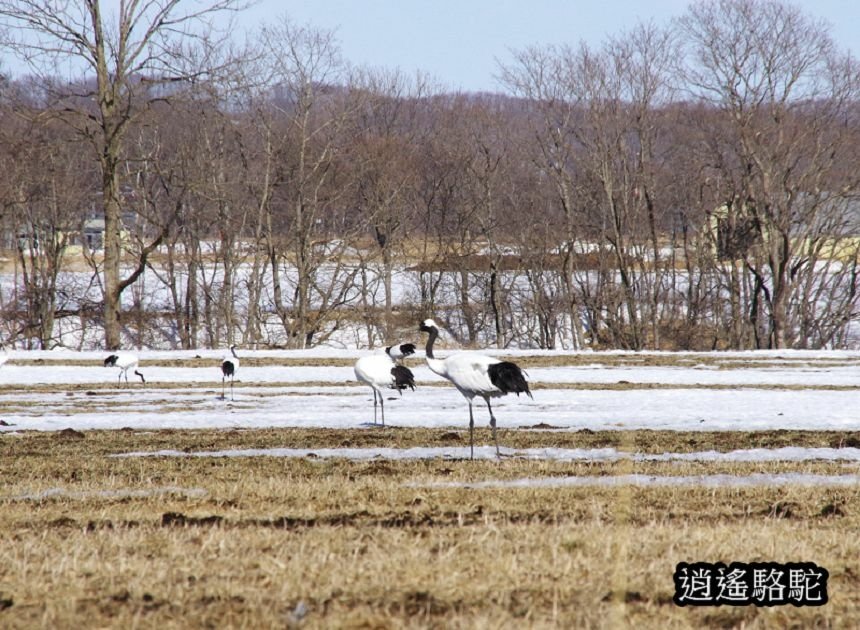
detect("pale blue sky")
[2,1,858,92]
[235,0,860,92]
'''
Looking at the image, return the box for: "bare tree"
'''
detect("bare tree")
[0,111,91,347]
[554,26,679,349]
[678,0,860,348]
[507,39,701,349]
[498,45,592,349]
[255,16,368,347]
[125,98,231,349]
[0,0,247,348]
[349,68,429,342]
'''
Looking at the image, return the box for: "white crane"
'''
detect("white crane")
[221,345,240,401]
[0,345,8,370]
[104,352,145,386]
[354,344,416,426]
[418,318,531,459]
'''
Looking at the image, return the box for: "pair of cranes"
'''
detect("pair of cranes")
[355,319,532,459]
[103,347,240,401]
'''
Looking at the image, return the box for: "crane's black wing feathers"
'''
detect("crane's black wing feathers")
[391,365,416,393]
[386,343,417,359]
[488,361,532,398]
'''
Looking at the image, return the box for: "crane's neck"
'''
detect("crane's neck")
[231,346,238,359]
[423,327,447,377]
[424,327,438,359]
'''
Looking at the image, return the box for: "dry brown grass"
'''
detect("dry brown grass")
[1,428,858,628]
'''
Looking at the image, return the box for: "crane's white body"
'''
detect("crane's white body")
[221,345,239,401]
[425,353,506,400]
[354,348,415,426]
[419,318,531,459]
[104,352,145,386]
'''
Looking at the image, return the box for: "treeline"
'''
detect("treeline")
[1,0,860,351]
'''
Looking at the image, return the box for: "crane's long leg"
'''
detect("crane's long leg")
[380,392,385,427]
[468,401,475,460]
[221,376,226,400]
[230,376,234,402]
[372,389,378,424]
[486,398,500,458]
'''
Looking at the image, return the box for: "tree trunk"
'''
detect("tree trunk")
[102,169,123,350]
[383,244,393,341]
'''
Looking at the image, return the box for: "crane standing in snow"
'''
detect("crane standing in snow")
[221,345,240,401]
[354,343,416,426]
[418,318,531,459]
[104,352,145,386]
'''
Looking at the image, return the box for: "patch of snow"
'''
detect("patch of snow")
[110,445,860,463]
[412,473,860,489]
[3,486,208,501]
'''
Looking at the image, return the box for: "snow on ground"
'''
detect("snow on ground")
[112,445,860,463]
[2,349,859,486]
[0,349,858,435]
[107,449,860,489]
[411,473,860,489]
[3,348,860,391]
[2,486,208,501]
[0,384,857,433]
[4,361,860,388]
[5,347,860,360]
[533,364,860,387]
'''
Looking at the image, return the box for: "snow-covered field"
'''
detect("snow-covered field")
[2,353,858,629]
[1,348,858,437]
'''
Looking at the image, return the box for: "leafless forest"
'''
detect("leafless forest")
[2,0,860,351]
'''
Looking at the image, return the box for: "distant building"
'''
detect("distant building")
[83,217,105,250]
[705,195,860,261]
[76,211,137,251]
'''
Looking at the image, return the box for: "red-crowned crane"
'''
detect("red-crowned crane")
[419,318,531,459]
[354,344,416,426]
[221,345,239,401]
[104,352,145,387]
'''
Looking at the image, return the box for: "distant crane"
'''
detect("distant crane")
[0,345,8,371]
[354,344,416,425]
[104,352,145,387]
[418,318,531,459]
[221,345,240,401]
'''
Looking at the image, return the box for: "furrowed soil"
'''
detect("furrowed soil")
[1,428,858,628]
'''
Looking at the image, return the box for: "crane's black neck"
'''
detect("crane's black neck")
[424,327,438,359]
[230,346,238,359]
